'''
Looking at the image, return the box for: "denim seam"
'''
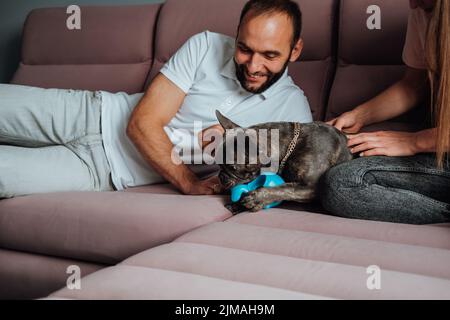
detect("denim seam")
[332,184,450,223]
[355,166,450,208]
[356,166,450,186]
[370,184,450,211]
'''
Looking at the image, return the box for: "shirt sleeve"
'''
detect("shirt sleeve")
[402,9,427,69]
[159,31,210,93]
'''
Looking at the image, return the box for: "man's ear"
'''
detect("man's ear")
[215,110,241,130]
[289,38,303,62]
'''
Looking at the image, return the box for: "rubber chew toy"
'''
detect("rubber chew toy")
[231,172,286,209]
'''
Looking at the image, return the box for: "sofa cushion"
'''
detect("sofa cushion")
[0,248,104,299]
[11,5,160,93]
[325,0,428,131]
[47,264,325,300]
[47,209,450,299]
[0,191,231,265]
[148,0,338,121]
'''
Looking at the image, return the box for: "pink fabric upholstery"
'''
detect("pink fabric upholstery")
[0,192,231,265]
[11,5,161,93]
[0,248,103,300]
[49,265,326,300]
[49,211,450,299]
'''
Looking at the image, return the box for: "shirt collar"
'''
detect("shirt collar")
[220,57,238,81]
[220,57,290,100]
[259,68,289,99]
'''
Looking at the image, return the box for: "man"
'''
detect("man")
[0,0,312,198]
[126,0,312,195]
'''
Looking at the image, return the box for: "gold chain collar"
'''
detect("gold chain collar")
[277,123,301,174]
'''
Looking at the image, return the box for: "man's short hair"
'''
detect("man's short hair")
[238,0,303,48]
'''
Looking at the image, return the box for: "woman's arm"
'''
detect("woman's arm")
[327,67,434,158]
[415,128,437,153]
[355,67,428,126]
[327,67,428,132]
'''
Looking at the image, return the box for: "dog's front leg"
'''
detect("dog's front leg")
[240,183,316,212]
[224,202,247,215]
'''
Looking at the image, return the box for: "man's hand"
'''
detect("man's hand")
[347,131,419,157]
[326,110,364,133]
[184,175,224,195]
[198,124,224,149]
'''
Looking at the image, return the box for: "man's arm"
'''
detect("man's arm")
[126,73,221,195]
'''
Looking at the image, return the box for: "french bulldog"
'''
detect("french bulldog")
[214,110,353,214]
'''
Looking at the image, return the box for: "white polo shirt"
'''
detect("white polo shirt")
[101,31,312,190]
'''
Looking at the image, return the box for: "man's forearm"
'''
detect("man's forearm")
[127,123,198,194]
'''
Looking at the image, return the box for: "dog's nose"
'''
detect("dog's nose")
[219,172,234,189]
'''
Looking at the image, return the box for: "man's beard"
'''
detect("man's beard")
[234,58,290,94]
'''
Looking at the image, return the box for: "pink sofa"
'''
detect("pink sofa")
[1,0,450,300]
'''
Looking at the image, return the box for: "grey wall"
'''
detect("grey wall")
[0,0,165,83]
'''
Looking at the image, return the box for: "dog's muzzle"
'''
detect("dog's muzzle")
[219,171,238,190]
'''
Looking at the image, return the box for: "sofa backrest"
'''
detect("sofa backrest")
[147,0,338,121]
[10,0,416,124]
[10,4,160,94]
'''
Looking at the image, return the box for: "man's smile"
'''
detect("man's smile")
[245,69,268,83]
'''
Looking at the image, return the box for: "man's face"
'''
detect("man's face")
[235,12,302,94]
[409,0,436,12]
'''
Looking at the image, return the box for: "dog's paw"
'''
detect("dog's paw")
[239,189,268,212]
[224,202,246,215]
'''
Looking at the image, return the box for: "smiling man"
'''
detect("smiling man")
[0,0,312,199]
[125,0,312,195]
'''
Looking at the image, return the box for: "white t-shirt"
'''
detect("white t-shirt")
[101,31,313,190]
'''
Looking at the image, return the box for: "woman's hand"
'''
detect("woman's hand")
[347,131,419,157]
[326,110,365,133]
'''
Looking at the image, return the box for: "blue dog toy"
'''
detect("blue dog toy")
[231,172,285,209]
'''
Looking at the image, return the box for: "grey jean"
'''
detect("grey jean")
[320,154,450,224]
[0,84,114,198]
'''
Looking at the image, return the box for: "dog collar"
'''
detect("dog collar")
[278,122,301,174]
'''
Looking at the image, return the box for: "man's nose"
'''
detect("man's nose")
[246,54,264,74]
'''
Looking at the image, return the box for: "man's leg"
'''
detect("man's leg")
[0,145,95,198]
[319,154,450,224]
[0,84,101,146]
[0,84,113,196]
[65,133,114,194]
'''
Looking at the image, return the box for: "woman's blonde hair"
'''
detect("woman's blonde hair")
[426,0,450,168]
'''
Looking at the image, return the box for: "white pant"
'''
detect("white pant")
[0,84,114,198]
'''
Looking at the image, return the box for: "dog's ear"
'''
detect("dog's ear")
[216,110,240,130]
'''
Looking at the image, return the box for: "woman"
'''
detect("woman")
[322,0,449,224]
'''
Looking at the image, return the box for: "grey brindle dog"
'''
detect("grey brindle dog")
[214,111,353,214]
